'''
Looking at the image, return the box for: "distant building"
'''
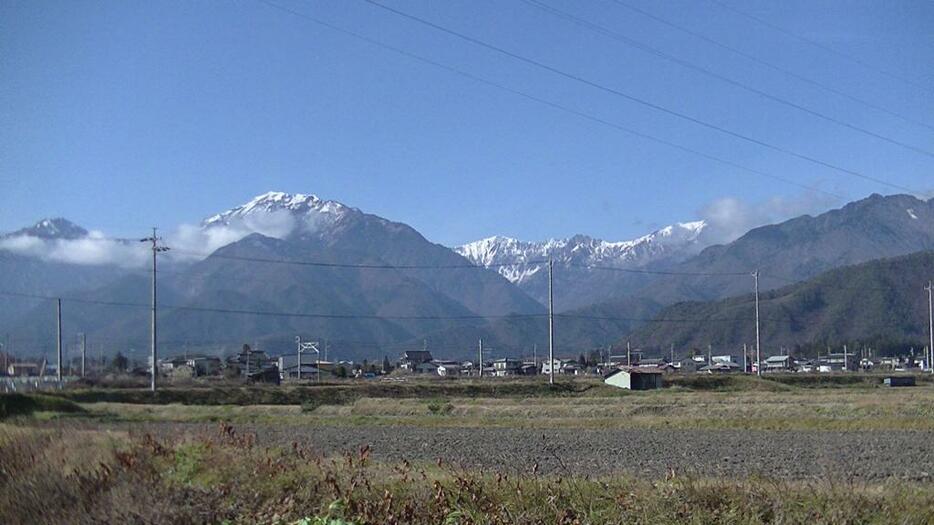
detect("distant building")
[493,358,522,377]
[436,363,462,377]
[279,354,324,380]
[698,361,742,374]
[763,355,793,372]
[819,353,857,372]
[604,368,663,390]
[7,363,39,377]
[399,350,433,371]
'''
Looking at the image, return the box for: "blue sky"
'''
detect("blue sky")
[2,0,933,246]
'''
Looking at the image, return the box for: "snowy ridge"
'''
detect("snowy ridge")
[4,218,89,240]
[203,191,353,228]
[456,221,708,283]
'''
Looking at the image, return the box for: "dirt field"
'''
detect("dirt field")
[112,421,934,481]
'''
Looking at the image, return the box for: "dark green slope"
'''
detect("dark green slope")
[629,251,934,351]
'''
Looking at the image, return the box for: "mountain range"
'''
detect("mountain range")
[628,250,934,354]
[2,191,934,361]
[455,221,708,311]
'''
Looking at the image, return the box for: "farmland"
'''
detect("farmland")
[3,376,934,523]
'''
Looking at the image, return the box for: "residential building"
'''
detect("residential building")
[604,368,663,390]
[399,350,433,371]
[493,358,522,377]
[763,355,793,372]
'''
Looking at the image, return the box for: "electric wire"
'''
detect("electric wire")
[358,0,918,194]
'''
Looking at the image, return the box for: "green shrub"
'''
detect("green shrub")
[0,393,85,420]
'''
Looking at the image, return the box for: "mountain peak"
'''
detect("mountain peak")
[6,218,88,240]
[202,191,354,229]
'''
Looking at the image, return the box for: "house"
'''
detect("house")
[278,354,324,380]
[520,363,538,376]
[7,362,39,377]
[541,358,577,375]
[819,353,857,372]
[399,350,433,371]
[415,361,440,374]
[603,368,663,390]
[187,356,222,376]
[711,355,738,365]
[493,358,522,376]
[436,362,462,377]
[763,355,793,372]
[698,361,742,374]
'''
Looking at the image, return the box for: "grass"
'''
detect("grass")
[70,385,934,431]
[0,393,86,420]
[1,423,932,524]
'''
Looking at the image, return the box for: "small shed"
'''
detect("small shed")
[883,376,915,387]
[604,368,663,390]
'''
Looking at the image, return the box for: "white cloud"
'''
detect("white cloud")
[0,235,150,268]
[698,192,841,245]
[166,209,299,260]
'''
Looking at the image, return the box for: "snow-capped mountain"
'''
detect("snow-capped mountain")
[202,191,357,238]
[3,218,89,240]
[456,221,708,284]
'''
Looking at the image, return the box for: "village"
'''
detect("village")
[3,341,929,393]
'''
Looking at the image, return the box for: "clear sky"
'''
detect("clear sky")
[2,0,933,246]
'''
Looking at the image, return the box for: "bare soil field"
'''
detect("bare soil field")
[112,421,934,481]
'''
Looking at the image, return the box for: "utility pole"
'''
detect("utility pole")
[743,343,747,374]
[296,336,303,381]
[670,343,674,364]
[627,341,631,367]
[927,281,934,373]
[141,228,169,393]
[548,259,554,385]
[478,338,483,378]
[56,298,62,383]
[707,344,712,367]
[753,269,761,377]
[80,332,86,378]
[843,344,848,373]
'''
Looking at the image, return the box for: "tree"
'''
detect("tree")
[577,353,587,367]
[109,352,128,372]
[336,366,348,378]
[382,355,392,373]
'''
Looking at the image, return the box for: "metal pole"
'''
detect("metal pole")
[927,281,933,373]
[627,340,631,367]
[150,228,157,392]
[743,343,747,374]
[56,298,62,383]
[478,338,483,378]
[80,332,86,378]
[296,336,302,381]
[754,269,761,377]
[548,259,554,385]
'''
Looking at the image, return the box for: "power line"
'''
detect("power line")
[608,0,934,133]
[564,262,749,277]
[169,247,545,269]
[521,0,934,159]
[359,0,918,194]
[708,0,933,93]
[256,0,841,199]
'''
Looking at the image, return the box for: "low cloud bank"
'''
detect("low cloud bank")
[697,193,840,245]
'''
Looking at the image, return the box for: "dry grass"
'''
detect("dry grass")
[2,423,933,524]
[78,386,934,431]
